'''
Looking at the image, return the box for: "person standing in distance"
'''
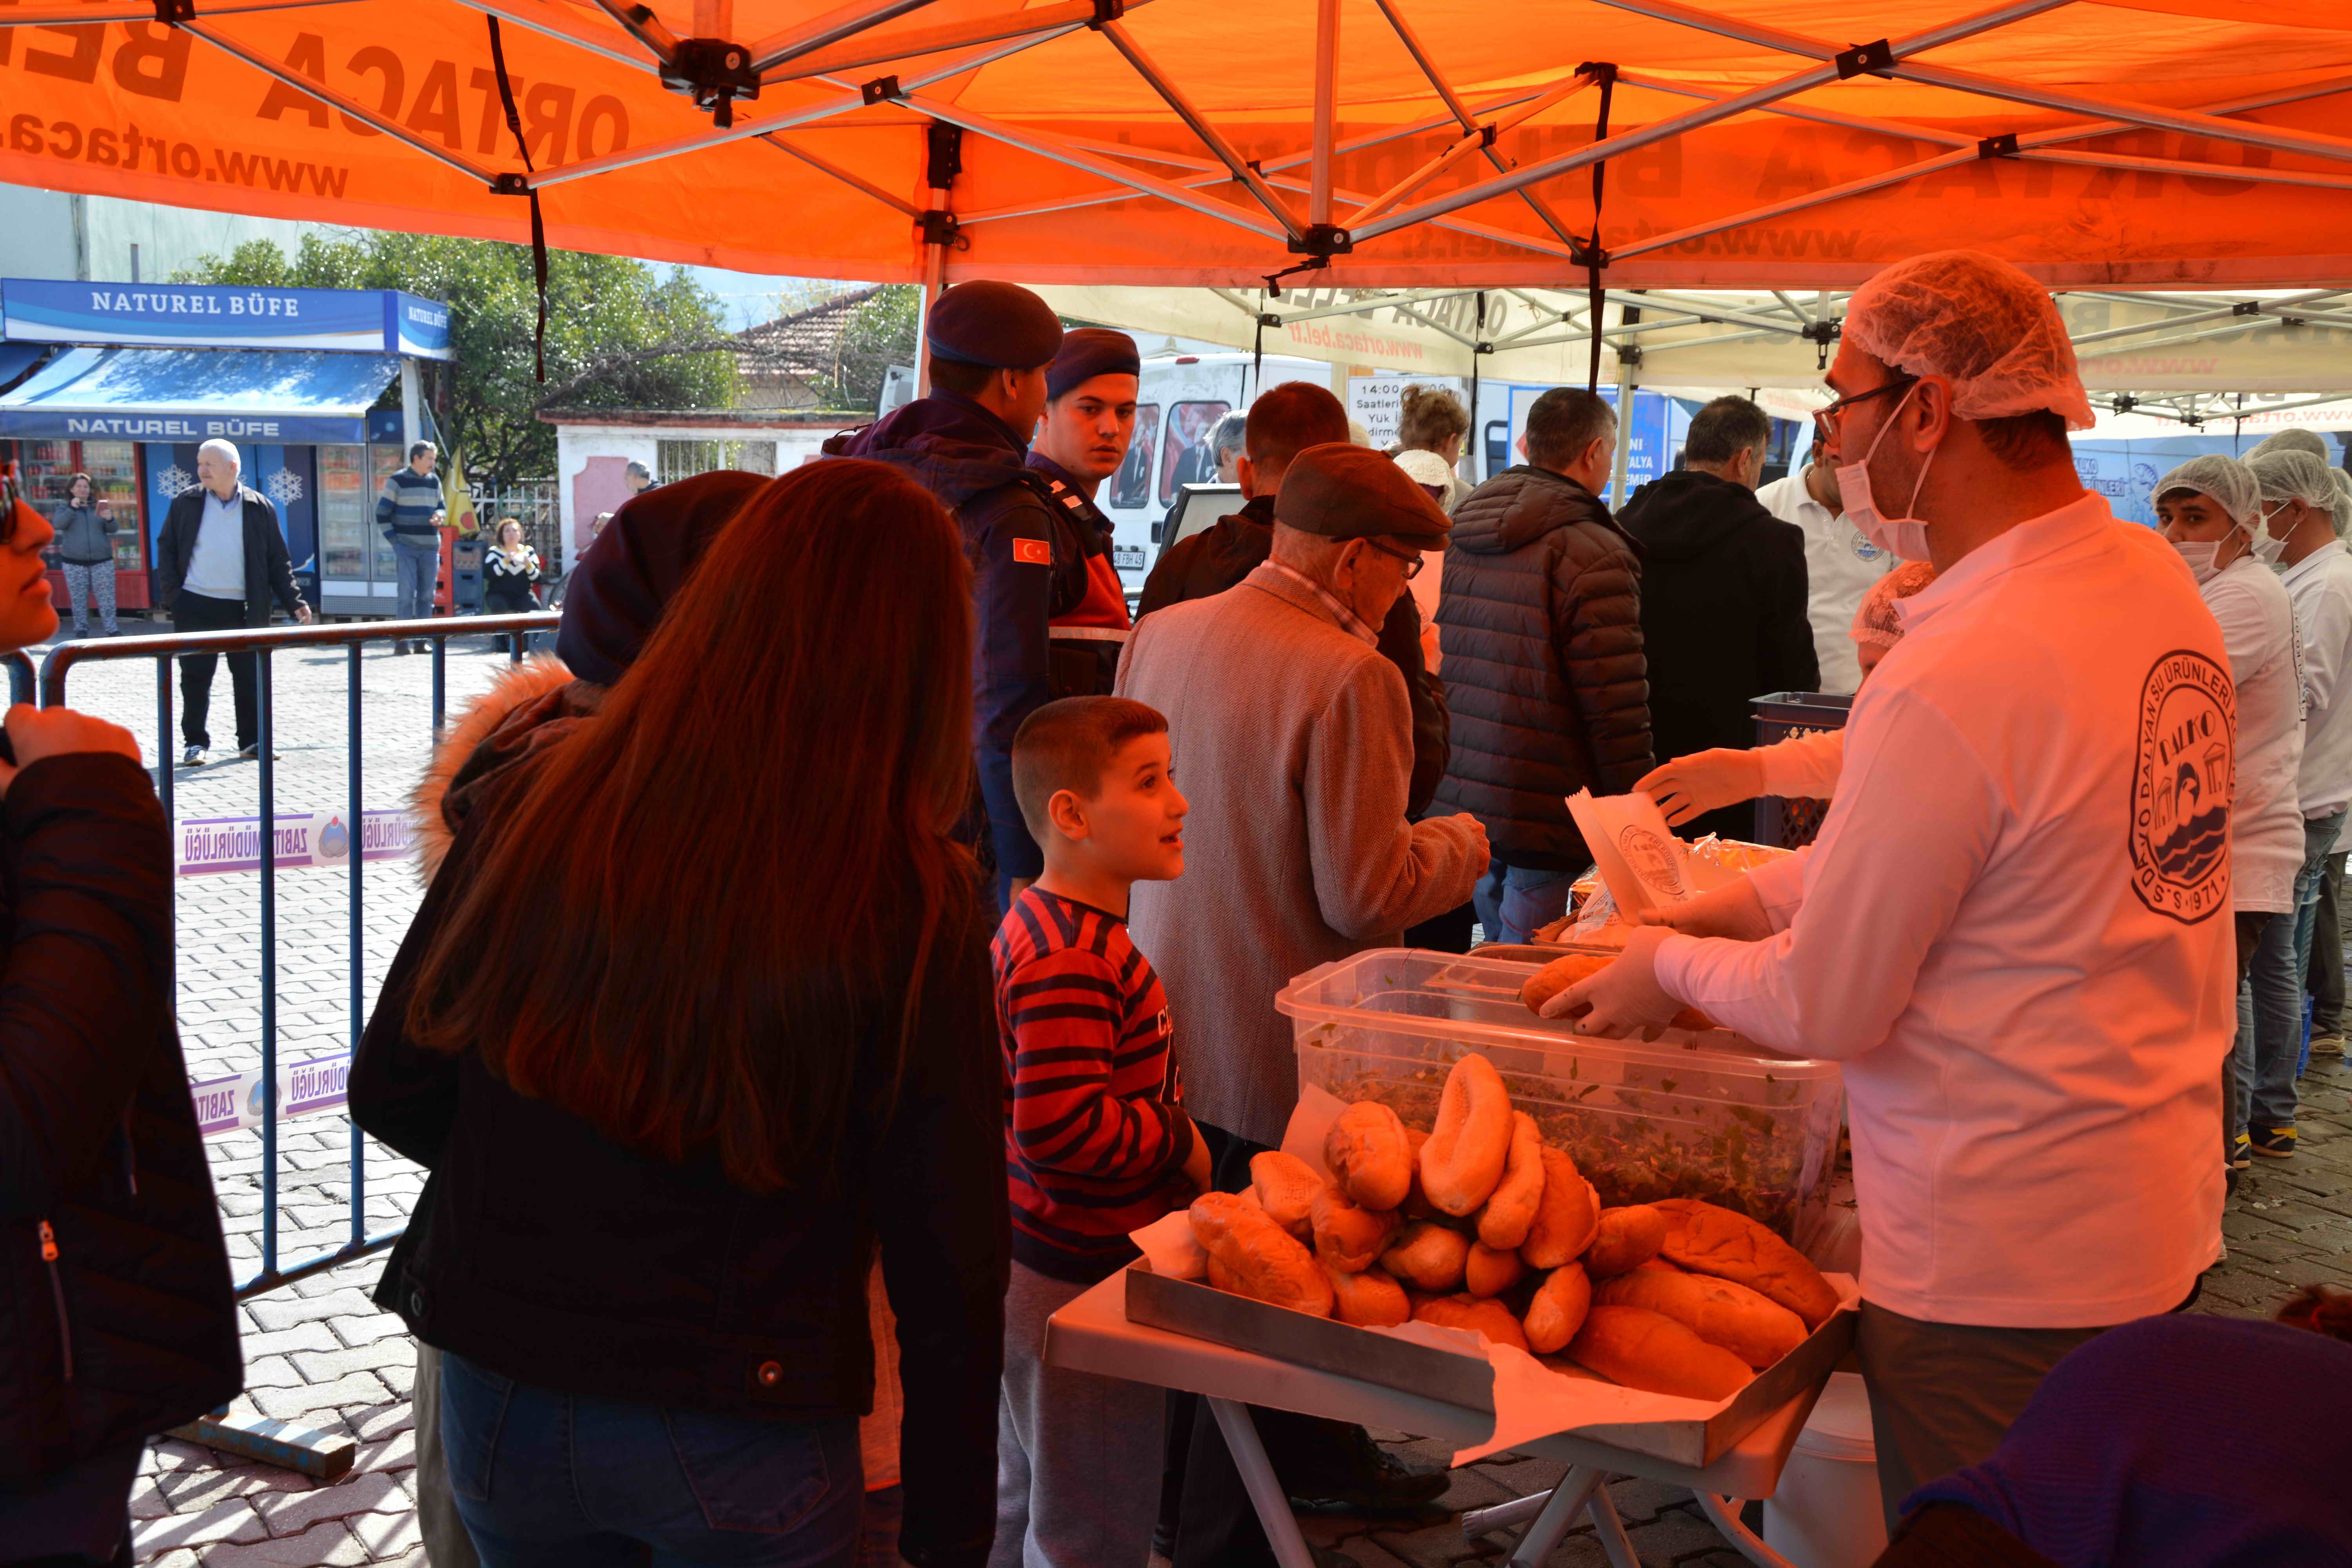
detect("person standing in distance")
[152,438,312,767]
[52,472,123,639]
[1757,434,1893,694]
[826,279,1069,911]
[1026,329,1142,703]
[1436,387,1652,944]
[1559,250,2234,1535]
[377,441,446,655]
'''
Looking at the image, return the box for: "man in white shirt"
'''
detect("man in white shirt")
[1756,437,1893,693]
[2242,447,2352,1158]
[1553,251,2232,1531]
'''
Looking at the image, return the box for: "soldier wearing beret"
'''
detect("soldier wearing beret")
[1025,328,1143,703]
[1118,442,1488,1568]
[828,280,1107,907]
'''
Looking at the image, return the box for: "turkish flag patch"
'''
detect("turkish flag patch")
[1013,538,1052,566]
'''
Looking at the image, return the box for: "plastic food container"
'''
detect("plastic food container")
[1278,949,1844,1239]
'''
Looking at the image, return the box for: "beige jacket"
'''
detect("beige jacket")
[1118,563,1485,1147]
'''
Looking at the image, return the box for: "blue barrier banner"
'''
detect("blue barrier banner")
[177,809,415,876]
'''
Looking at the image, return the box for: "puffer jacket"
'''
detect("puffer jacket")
[1433,465,1652,870]
[826,394,1105,882]
[0,752,241,1489]
[1137,494,1450,818]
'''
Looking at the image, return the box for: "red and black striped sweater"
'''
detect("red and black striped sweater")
[993,887,1194,1283]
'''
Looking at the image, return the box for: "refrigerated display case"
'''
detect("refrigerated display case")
[316,443,378,616]
[20,436,150,610]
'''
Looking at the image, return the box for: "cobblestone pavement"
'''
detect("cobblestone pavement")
[42,618,2352,1567]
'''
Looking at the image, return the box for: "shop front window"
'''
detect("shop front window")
[657,439,778,484]
[1111,405,1160,511]
[1159,400,1231,506]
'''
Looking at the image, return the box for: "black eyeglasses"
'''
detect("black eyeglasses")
[1360,538,1425,579]
[1812,375,1918,437]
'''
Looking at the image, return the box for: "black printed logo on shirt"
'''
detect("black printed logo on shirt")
[2129,649,2235,924]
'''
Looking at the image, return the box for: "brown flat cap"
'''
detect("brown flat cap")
[1274,441,1452,548]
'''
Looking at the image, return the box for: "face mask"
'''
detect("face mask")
[1836,384,1938,563]
[2171,539,2222,585]
[2252,505,2291,569]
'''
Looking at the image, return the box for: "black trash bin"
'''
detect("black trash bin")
[1751,691,1853,849]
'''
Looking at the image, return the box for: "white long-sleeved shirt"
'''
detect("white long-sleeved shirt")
[2281,539,2352,821]
[1657,495,2233,1328]
[2201,555,2303,911]
[1756,466,1892,695]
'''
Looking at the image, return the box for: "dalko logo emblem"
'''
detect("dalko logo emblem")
[2131,649,2234,923]
[1617,826,1685,898]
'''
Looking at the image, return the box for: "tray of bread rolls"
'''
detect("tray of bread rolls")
[1127,1043,1856,1468]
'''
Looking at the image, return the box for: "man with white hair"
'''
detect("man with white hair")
[1556,251,2234,1531]
[2243,446,2352,1139]
[153,438,311,766]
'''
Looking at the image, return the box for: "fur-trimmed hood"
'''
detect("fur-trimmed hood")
[412,656,599,881]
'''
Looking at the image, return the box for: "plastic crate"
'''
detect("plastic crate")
[1278,949,1843,1240]
[1751,691,1854,849]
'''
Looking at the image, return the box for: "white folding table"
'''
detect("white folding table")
[1045,1272,1815,1568]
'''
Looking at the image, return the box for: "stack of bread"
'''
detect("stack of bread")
[1186,1052,1839,1401]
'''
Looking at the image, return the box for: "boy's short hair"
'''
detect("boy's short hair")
[1012,696,1170,841]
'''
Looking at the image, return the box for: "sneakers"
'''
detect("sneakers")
[1284,1430,1450,1515]
[236,744,280,762]
[181,744,205,767]
[2248,1125,2297,1159]
[2311,1032,2345,1060]
[2230,1132,2253,1171]
[393,640,412,655]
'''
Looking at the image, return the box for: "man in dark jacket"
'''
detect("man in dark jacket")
[152,438,312,767]
[1140,380,1450,817]
[823,280,1074,909]
[0,497,241,1561]
[1435,387,1653,944]
[1025,328,1143,702]
[1618,395,1818,842]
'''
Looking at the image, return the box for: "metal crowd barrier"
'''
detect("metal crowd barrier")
[40,612,559,1472]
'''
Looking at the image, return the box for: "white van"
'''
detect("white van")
[1102,352,1336,596]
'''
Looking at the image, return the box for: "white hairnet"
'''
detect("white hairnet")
[1842,250,2096,431]
[1851,560,1940,649]
[2332,466,2351,539]
[2153,455,2261,528]
[2249,449,2337,510]
[2246,428,2330,462]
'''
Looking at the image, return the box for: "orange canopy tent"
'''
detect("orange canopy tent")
[2,0,2349,295]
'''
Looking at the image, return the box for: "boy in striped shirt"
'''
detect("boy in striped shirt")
[993,695,1208,1568]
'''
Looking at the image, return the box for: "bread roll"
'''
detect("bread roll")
[1311,1184,1401,1274]
[1249,1152,1322,1243]
[1464,1242,1526,1299]
[1400,1128,1440,1219]
[1324,1262,1410,1328]
[1567,1305,1752,1400]
[1379,1220,1471,1294]
[1593,1267,1806,1369]
[1652,1198,1839,1328]
[1474,1112,1546,1250]
[1325,1102,1414,1210]
[1519,951,1717,1031]
[1413,1293,1530,1354]
[1523,1263,1592,1354]
[1207,1255,1238,1293]
[1420,1053,1514,1215]
[1584,1205,1669,1277]
[1519,1148,1601,1269]
[1189,1192,1334,1317]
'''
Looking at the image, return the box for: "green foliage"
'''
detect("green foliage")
[174,233,735,487]
[812,284,919,412]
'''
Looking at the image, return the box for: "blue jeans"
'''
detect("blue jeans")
[438,1350,864,1568]
[1473,860,1574,947]
[2243,810,2345,1134]
[392,536,441,622]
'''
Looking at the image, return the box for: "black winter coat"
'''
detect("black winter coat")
[1137,494,1450,818]
[350,702,1009,1568]
[1618,469,1818,842]
[0,753,241,1489]
[1433,466,1652,871]
[152,485,306,626]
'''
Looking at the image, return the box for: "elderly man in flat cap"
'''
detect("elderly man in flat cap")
[830,279,1105,908]
[1120,443,1487,1568]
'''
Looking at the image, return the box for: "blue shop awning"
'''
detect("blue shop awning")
[0,341,48,390]
[0,347,399,444]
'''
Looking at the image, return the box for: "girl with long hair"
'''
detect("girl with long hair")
[352,459,1007,1568]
